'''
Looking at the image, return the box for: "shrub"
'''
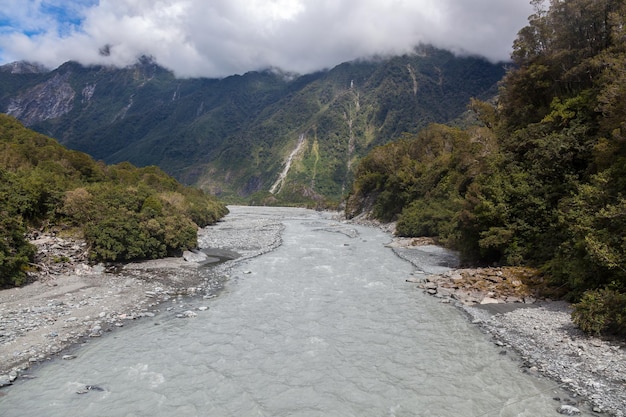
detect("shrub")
[572,288,626,336]
[82,192,199,262]
[396,198,460,239]
[0,116,228,281]
[0,214,35,287]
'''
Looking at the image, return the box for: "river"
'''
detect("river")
[0,207,585,416]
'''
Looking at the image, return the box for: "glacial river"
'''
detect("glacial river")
[1,207,586,416]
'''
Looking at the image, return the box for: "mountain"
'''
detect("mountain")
[0,46,505,205]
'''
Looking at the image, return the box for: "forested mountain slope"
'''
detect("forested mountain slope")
[0,47,505,205]
[347,0,626,336]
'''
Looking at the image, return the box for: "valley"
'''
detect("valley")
[0,46,504,205]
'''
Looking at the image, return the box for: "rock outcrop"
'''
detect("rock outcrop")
[6,72,76,125]
[410,266,545,306]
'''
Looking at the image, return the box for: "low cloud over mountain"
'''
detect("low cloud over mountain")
[0,0,532,78]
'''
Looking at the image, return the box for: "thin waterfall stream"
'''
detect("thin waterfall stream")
[0,207,589,416]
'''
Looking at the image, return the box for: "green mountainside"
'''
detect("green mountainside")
[0,114,227,287]
[0,47,505,205]
[348,0,626,336]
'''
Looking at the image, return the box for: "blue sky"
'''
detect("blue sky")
[0,0,534,78]
[0,1,95,36]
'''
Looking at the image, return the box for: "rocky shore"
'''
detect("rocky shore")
[2,208,625,417]
[0,239,226,385]
[389,236,626,417]
[0,208,284,388]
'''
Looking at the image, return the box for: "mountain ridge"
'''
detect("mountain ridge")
[0,46,506,204]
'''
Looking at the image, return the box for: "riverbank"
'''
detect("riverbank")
[347,212,626,416]
[388,236,626,417]
[0,207,285,386]
[1,208,625,416]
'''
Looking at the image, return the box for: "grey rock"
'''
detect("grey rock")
[0,374,12,387]
[183,250,207,263]
[557,405,581,415]
[89,325,102,337]
[176,310,197,318]
[480,297,501,305]
[76,385,104,394]
[6,72,76,125]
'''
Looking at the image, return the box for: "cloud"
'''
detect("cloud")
[0,0,533,78]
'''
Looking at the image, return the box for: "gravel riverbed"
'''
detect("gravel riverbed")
[0,207,284,387]
[390,239,626,417]
[1,207,625,417]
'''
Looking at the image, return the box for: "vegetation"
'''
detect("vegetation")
[0,114,227,287]
[1,49,504,205]
[347,0,626,336]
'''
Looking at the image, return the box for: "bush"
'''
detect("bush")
[0,214,35,287]
[0,116,228,282]
[572,288,626,336]
[81,185,200,262]
[396,198,460,239]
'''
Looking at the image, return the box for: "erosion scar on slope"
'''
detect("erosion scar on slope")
[269,133,306,194]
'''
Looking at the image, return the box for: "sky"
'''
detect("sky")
[0,0,534,78]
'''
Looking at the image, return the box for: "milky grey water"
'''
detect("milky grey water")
[1,207,585,416]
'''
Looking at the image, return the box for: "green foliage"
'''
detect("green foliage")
[0,213,36,287]
[572,288,626,336]
[83,205,197,262]
[347,0,626,336]
[547,167,626,297]
[348,123,496,246]
[2,49,505,205]
[60,177,227,262]
[396,198,462,239]
[0,114,228,283]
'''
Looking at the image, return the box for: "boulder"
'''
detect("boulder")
[176,310,197,318]
[0,374,12,387]
[480,297,502,305]
[183,250,208,263]
[557,405,581,415]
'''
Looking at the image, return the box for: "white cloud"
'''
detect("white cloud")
[0,0,533,78]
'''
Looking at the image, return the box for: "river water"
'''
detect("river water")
[1,207,585,416]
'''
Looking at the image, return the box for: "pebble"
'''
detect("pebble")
[460,301,626,415]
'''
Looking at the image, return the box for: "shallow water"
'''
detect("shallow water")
[0,207,587,416]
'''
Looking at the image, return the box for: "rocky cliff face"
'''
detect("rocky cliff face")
[7,72,76,125]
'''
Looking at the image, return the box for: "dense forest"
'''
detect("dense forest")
[347,0,626,336]
[0,114,228,287]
